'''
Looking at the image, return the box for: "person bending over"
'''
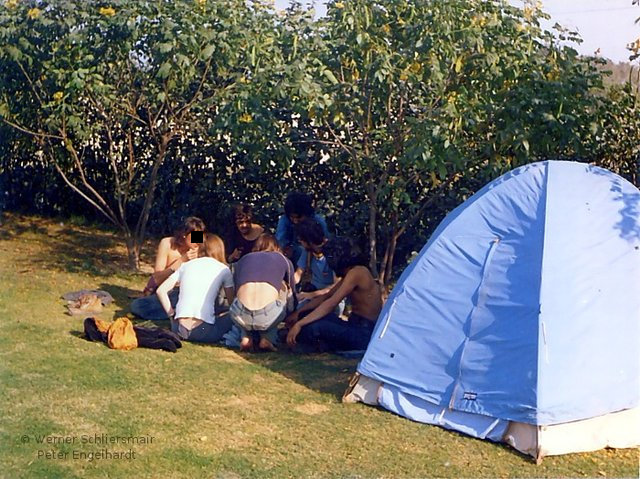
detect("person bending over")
[131,216,205,320]
[229,233,295,352]
[294,217,337,300]
[275,192,330,264]
[286,238,382,352]
[226,204,265,263]
[156,234,234,343]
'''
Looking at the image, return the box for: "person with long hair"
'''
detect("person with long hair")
[229,233,295,352]
[226,204,265,263]
[286,237,382,352]
[130,216,205,320]
[156,234,234,343]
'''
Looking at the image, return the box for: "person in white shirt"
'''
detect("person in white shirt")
[157,234,234,343]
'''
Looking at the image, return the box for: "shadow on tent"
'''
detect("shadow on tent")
[589,164,640,242]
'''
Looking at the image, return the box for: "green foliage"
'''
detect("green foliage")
[1,0,637,283]
[294,0,608,285]
[0,0,292,267]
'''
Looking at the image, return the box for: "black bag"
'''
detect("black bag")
[133,326,182,353]
[83,317,182,353]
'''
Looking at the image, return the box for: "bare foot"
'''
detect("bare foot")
[240,337,253,352]
[258,338,277,352]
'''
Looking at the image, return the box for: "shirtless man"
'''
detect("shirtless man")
[286,238,382,352]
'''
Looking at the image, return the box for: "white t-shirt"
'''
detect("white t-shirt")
[172,257,233,324]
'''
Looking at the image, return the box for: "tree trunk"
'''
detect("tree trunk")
[132,135,171,271]
[383,231,399,290]
[366,183,379,279]
[124,232,139,270]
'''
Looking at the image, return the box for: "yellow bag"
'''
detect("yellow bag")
[107,317,138,351]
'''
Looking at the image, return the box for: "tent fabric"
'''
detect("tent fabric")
[378,383,509,441]
[357,160,640,428]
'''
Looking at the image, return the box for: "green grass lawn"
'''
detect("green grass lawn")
[0,214,637,478]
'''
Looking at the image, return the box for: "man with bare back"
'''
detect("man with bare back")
[285,237,382,352]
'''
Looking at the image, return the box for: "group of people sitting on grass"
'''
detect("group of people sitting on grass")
[130,192,383,353]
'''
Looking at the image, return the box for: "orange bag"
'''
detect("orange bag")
[107,317,138,351]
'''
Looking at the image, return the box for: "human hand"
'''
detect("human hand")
[286,322,302,347]
[229,248,242,261]
[185,247,199,261]
[284,311,299,328]
[297,291,311,301]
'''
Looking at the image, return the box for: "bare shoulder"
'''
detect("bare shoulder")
[353,265,374,279]
[158,236,174,249]
[347,265,375,285]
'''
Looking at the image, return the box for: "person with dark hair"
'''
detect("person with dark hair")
[285,237,382,352]
[275,192,330,263]
[130,216,205,320]
[226,204,265,263]
[293,218,337,299]
[229,233,296,352]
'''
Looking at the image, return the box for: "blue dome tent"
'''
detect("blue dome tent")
[344,161,640,460]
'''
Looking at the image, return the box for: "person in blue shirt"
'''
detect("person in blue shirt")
[293,218,337,299]
[275,192,330,264]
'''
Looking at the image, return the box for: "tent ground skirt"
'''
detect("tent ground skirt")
[343,373,640,461]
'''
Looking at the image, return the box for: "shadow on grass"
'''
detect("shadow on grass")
[1,213,156,277]
[0,218,49,238]
[43,228,125,276]
[98,282,140,318]
[239,348,359,400]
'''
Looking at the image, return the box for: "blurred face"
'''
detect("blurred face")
[288,213,304,225]
[235,217,251,235]
[185,231,201,249]
[300,239,311,251]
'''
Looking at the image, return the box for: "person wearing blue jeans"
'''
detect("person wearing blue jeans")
[296,311,374,352]
[130,216,205,320]
[131,288,179,321]
[156,234,235,344]
[286,237,382,353]
[275,192,330,265]
[229,234,296,352]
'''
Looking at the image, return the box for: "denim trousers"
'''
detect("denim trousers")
[170,314,233,344]
[229,298,286,343]
[130,289,179,320]
[297,312,375,352]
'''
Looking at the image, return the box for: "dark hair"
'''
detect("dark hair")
[173,216,206,248]
[322,237,366,277]
[284,192,315,218]
[252,233,281,253]
[231,204,253,223]
[295,218,326,246]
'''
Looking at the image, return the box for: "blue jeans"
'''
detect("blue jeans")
[170,314,233,344]
[130,289,179,320]
[229,298,286,343]
[297,312,375,352]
